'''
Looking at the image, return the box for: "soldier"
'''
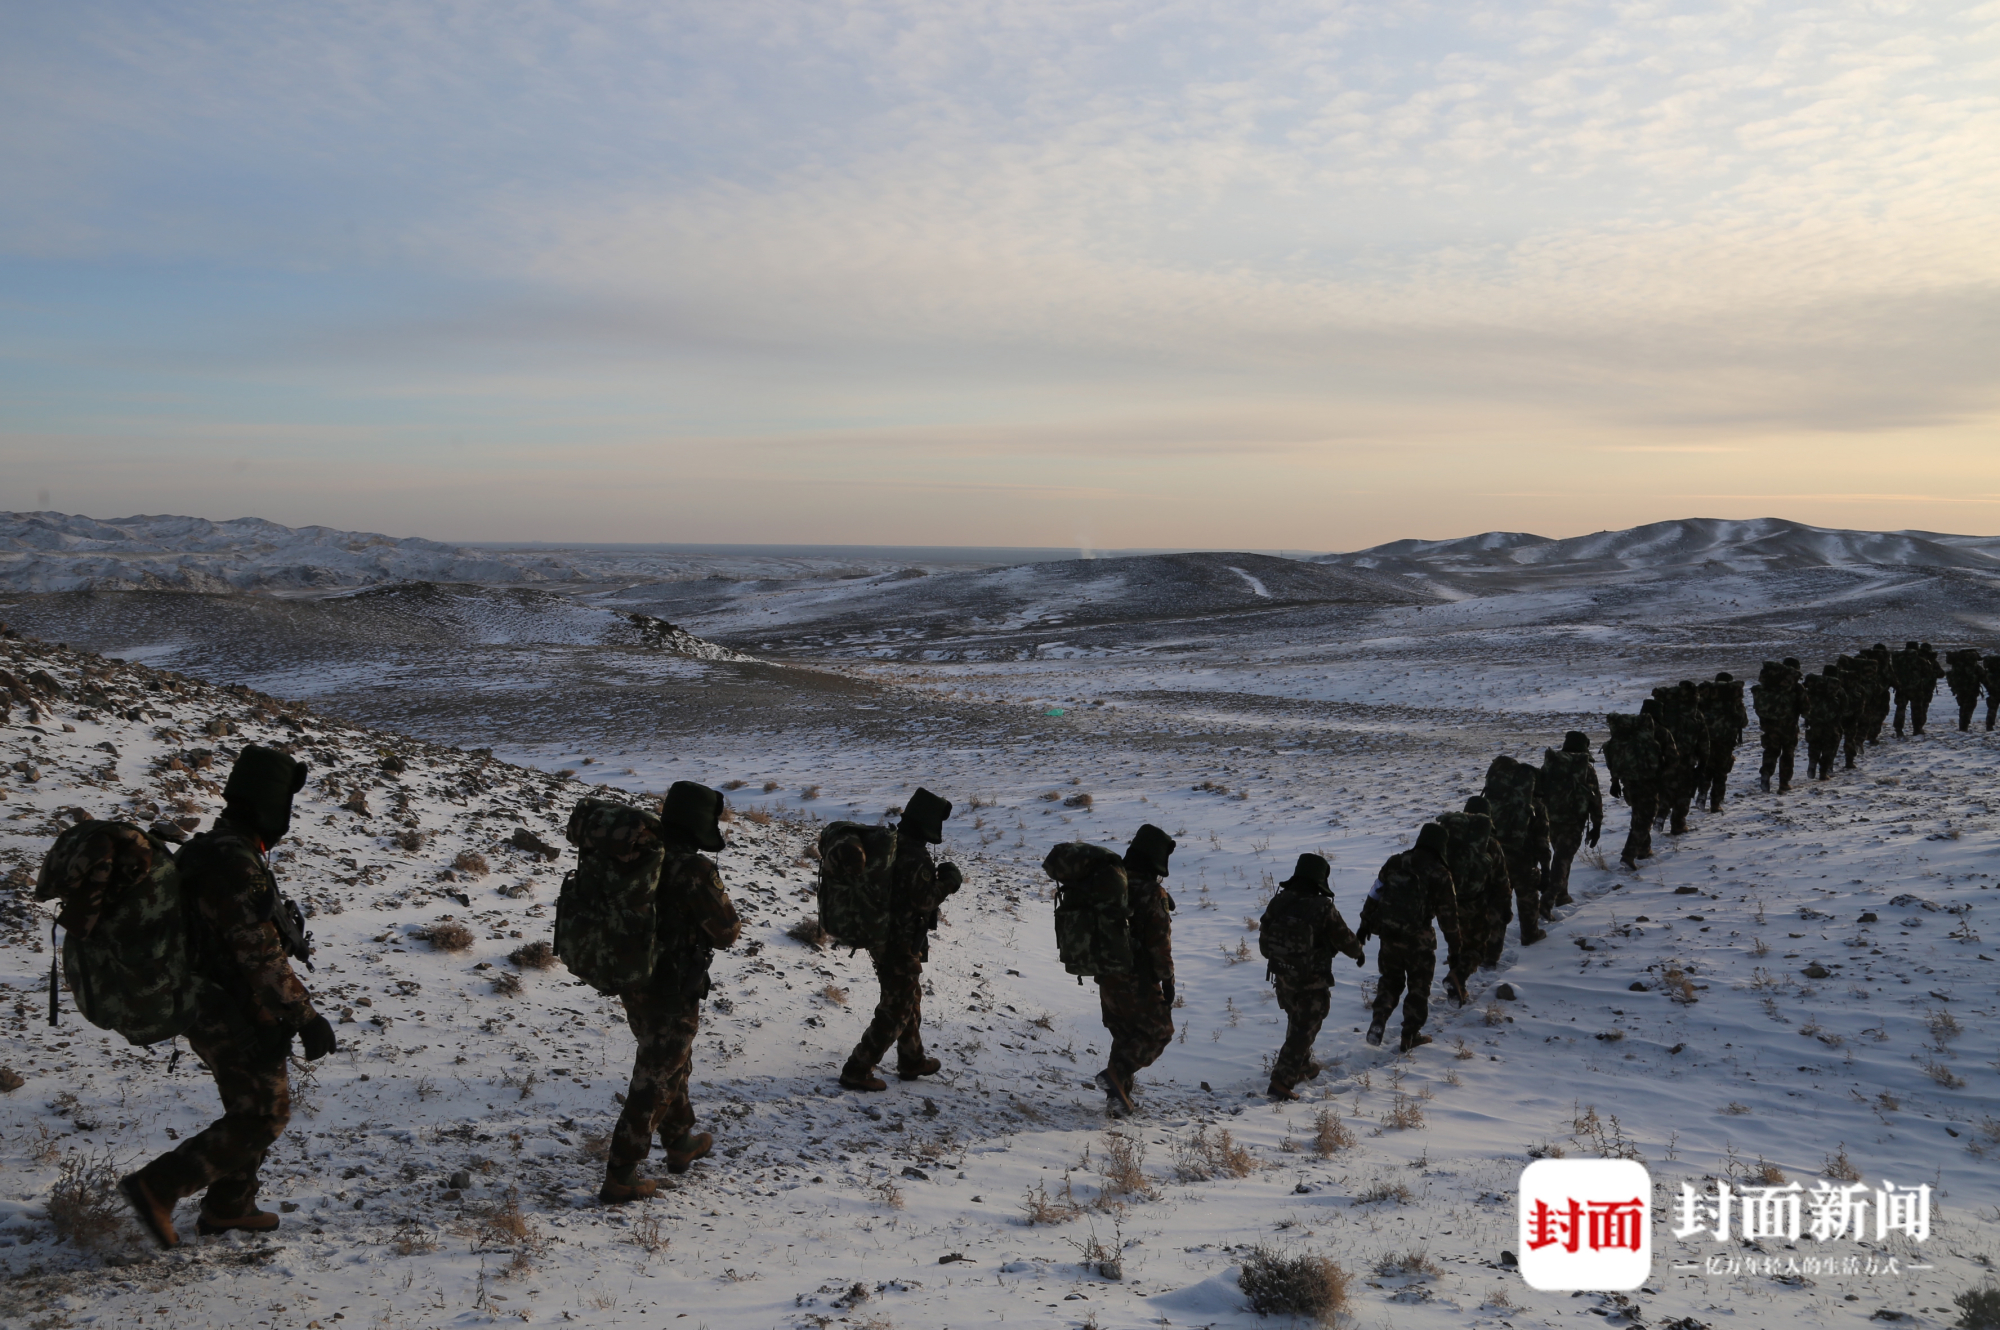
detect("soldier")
[1258,854,1364,1101]
[1861,644,1895,742]
[1480,756,1551,944]
[595,782,742,1201]
[1603,710,1675,869]
[1803,667,1845,779]
[1892,641,1944,736]
[1945,649,1987,732]
[1751,658,1806,792]
[1835,656,1872,770]
[1650,682,1708,834]
[1438,796,1511,969]
[1984,652,2000,731]
[840,788,962,1093]
[1697,674,1748,810]
[1093,824,1176,1117]
[1538,732,1603,912]
[1356,824,1467,1053]
[120,746,336,1248]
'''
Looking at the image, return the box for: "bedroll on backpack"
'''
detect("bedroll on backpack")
[1257,889,1320,979]
[556,798,667,994]
[816,821,898,952]
[35,820,201,1046]
[1042,842,1132,979]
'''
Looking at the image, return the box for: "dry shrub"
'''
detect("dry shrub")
[743,807,773,826]
[1953,1288,2000,1330]
[46,1150,127,1249]
[1662,964,1697,1004]
[460,1188,548,1261]
[628,1209,669,1256]
[1925,1058,1967,1089]
[1751,1158,1786,1186]
[873,1179,904,1210]
[491,971,523,998]
[722,779,748,790]
[801,785,821,800]
[1375,1248,1441,1281]
[762,780,781,793]
[393,1219,440,1255]
[1022,1175,1084,1224]
[1039,789,1062,802]
[1097,1132,1156,1200]
[822,983,850,1006]
[787,916,831,949]
[1383,1092,1425,1131]
[1311,1107,1355,1157]
[1481,1001,1504,1027]
[421,919,474,952]
[393,829,427,853]
[1238,1246,1351,1326]
[1824,1144,1861,1182]
[509,939,556,970]
[1723,1101,1751,1116]
[1171,1126,1256,1182]
[453,850,490,877]
[1062,792,1093,809]
[1353,1178,1412,1205]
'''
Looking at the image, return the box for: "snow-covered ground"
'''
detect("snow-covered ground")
[1,582,1996,1330]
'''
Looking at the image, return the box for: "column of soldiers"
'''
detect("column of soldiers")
[79,641,2000,1241]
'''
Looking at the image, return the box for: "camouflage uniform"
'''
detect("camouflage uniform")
[1892,641,1944,736]
[1834,656,1871,770]
[610,847,740,1171]
[1480,756,1550,943]
[1537,734,1603,912]
[1650,682,1708,834]
[1603,712,1675,868]
[1984,654,2000,731]
[1861,645,1895,742]
[127,747,324,1243]
[845,837,961,1082]
[1695,675,1747,811]
[1751,659,1805,791]
[1260,856,1364,1096]
[1437,803,1511,969]
[1357,826,1464,1053]
[1945,649,1987,732]
[1098,869,1175,1101]
[1803,670,1845,779]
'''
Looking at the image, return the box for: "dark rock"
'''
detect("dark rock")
[1500,1250,1518,1266]
[1495,983,1518,1000]
[1802,963,1831,979]
[510,828,560,860]
[0,1068,23,1092]
[901,1166,929,1181]
[1628,981,1649,991]
[1858,912,1878,923]
[448,1169,472,1190]
[1673,885,1701,895]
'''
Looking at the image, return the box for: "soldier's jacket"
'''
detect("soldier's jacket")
[1945,650,1987,701]
[1833,659,1870,723]
[1358,850,1462,967]
[1261,883,1361,991]
[1803,672,1846,732]
[174,819,315,1037]
[1893,647,1944,697]
[1860,649,1894,711]
[887,841,962,961]
[1697,681,1745,757]
[1603,713,1674,789]
[1124,875,1175,986]
[1537,750,1603,840]
[1481,760,1550,857]
[655,847,742,987]
[1436,811,1509,904]
[1752,665,1806,738]
[1651,684,1709,773]
[1984,656,2000,696]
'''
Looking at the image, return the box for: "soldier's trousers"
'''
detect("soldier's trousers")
[1663,768,1696,834]
[1096,973,1173,1091]
[1705,751,1735,810]
[1619,787,1656,866]
[1758,733,1796,790]
[1478,879,1513,968]
[1987,694,1999,730]
[1502,849,1542,939]
[1546,830,1583,908]
[847,945,928,1076]
[1841,723,1864,769]
[1270,977,1330,1091]
[612,978,703,1165]
[1954,692,1979,731]
[1370,944,1436,1039]
[133,1009,291,1217]
[1910,693,1933,734]
[1806,724,1840,779]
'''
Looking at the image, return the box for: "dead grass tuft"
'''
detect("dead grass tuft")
[1312,1107,1356,1157]
[1375,1248,1441,1281]
[1353,1178,1413,1205]
[46,1150,128,1249]
[491,971,523,998]
[742,807,773,825]
[453,850,490,877]
[1383,1092,1426,1131]
[1171,1126,1257,1181]
[1096,1132,1156,1200]
[787,916,832,949]
[1238,1245,1352,1326]
[1824,1144,1861,1182]
[1751,1158,1787,1186]
[509,939,556,969]
[1022,1175,1084,1224]
[822,983,850,1006]
[628,1209,669,1256]
[421,919,474,952]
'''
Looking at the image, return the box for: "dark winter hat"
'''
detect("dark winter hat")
[659,780,725,852]
[1905,641,1920,651]
[1782,657,1800,669]
[1714,672,1733,683]
[1463,795,1490,815]
[1414,823,1447,857]
[1280,853,1331,893]
[1562,731,1590,753]
[1639,697,1660,717]
[222,744,310,846]
[898,787,953,845]
[1124,823,1177,879]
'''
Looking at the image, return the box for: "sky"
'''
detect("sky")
[3,1,1998,552]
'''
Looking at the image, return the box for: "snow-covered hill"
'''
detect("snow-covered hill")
[1326,518,2000,582]
[0,625,1994,1328]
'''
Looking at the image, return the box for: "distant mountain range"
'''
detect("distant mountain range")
[1321,517,2000,580]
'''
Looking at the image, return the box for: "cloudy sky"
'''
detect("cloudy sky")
[4,1,1996,550]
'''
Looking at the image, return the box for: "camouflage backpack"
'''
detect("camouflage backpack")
[1366,854,1432,937]
[1042,842,1132,979]
[1257,887,1322,979]
[1480,757,1540,848]
[555,798,668,994]
[816,821,899,952]
[1537,749,1595,826]
[35,820,203,1046]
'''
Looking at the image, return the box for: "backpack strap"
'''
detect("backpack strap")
[47,921,59,1028]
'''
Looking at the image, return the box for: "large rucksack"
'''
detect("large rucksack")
[1042,842,1132,979]
[816,821,899,952]
[1257,887,1321,979]
[1367,854,1433,938]
[556,798,668,994]
[35,820,202,1046]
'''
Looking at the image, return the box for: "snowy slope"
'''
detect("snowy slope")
[0,625,1995,1329]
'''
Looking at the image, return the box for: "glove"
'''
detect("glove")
[1160,981,1175,1008]
[1586,825,1601,848]
[1354,951,1368,967]
[298,1014,338,1061]
[1609,777,1622,800]
[1444,972,1469,1006]
[1355,928,1372,947]
[935,862,964,897]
